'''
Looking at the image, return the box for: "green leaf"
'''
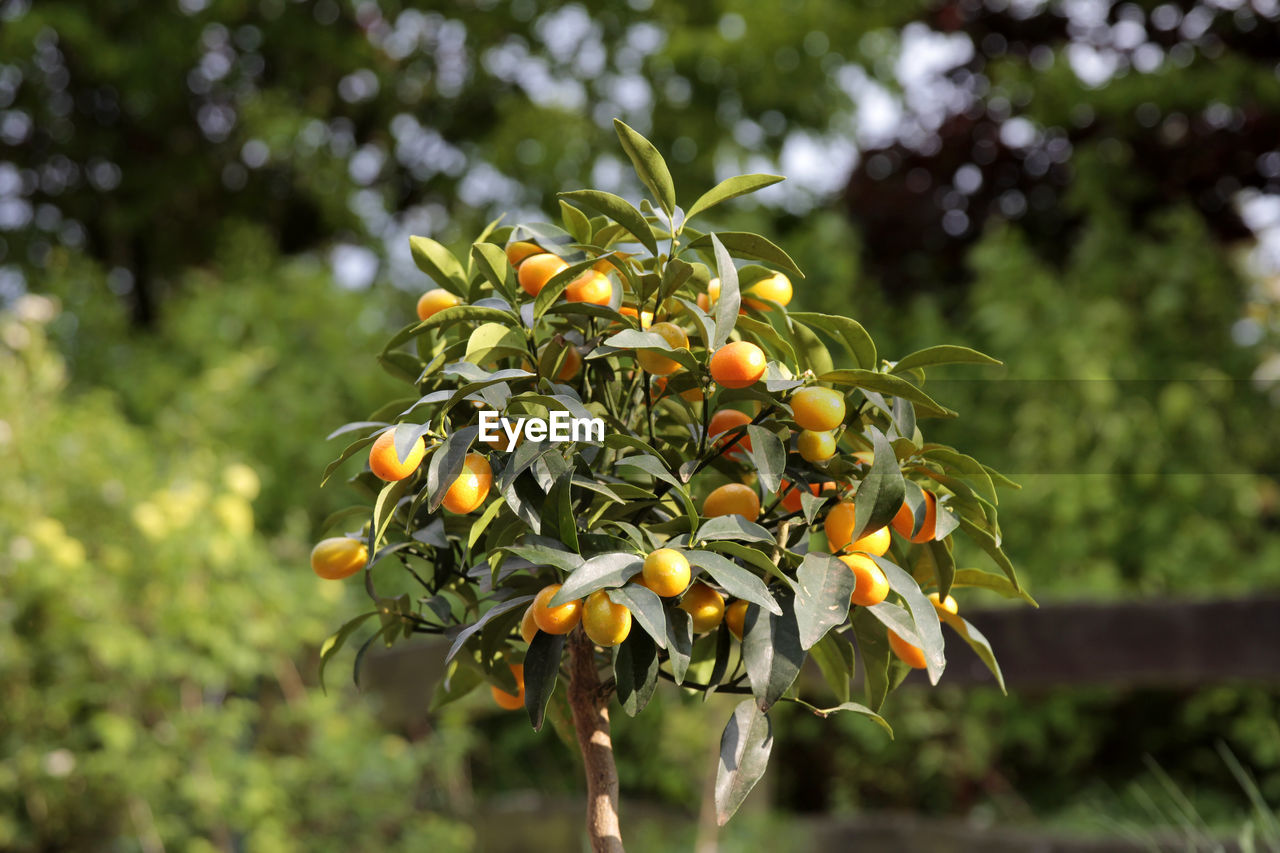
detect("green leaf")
[688,232,804,278]
[794,553,856,650]
[820,369,956,418]
[470,242,519,305]
[607,585,668,649]
[714,700,774,826]
[810,631,855,704]
[736,315,797,366]
[949,568,1038,606]
[872,556,947,685]
[613,118,676,215]
[955,517,1022,591]
[953,617,1006,693]
[849,426,905,543]
[684,550,782,615]
[710,233,741,349]
[814,702,893,737]
[686,174,784,222]
[614,630,659,716]
[694,514,776,545]
[409,235,468,295]
[741,591,804,712]
[430,659,485,711]
[928,538,956,601]
[425,425,479,512]
[368,477,411,552]
[559,199,592,243]
[704,541,793,589]
[559,190,658,255]
[851,608,891,712]
[499,543,583,574]
[891,344,1002,373]
[788,312,876,370]
[665,608,693,684]
[318,611,378,693]
[444,595,535,664]
[550,552,644,605]
[325,420,386,441]
[791,321,834,376]
[921,446,999,505]
[524,630,566,731]
[383,305,517,354]
[744,425,787,494]
[318,505,373,537]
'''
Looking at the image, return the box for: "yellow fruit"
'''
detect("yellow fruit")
[791,387,846,431]
[636,322,689,376]
[310,537,368,580]
[441,452,493,514]
[709,341,767,389]
[518,253,568,296]
[725,599,749,640]
[566,270,613,305]
[679,582,725,633]
[743,272,792,310]
[416,288,460,321]
[491,663,525,710]
[531,583,582,634]
[797,430,837,463]
[702,483,761,522]
[506,241,543,267]
[619,305,654,329]
[839,553,890,607]
[892,491,938,543]
[824,501,891,555]
[888,630,928,669]
[928,592,959,624]
[641,548,691,597]
[582,590,632,647]
[368,429,426,482]
[520,604,539,644]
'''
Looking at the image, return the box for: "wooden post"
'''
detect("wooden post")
[567,629,624,853]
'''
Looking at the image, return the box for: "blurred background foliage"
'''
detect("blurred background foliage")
[3,0,1280,849]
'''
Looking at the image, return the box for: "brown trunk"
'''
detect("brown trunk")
[567,629,625,853]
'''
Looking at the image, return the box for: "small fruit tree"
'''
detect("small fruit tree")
[313,121,1028,851]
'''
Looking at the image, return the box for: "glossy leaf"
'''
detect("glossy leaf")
[745,425,786,493]
[665,607,693,684]
[686,173,784,222]
[891,344,1002,374]
[613,118,676,215]
[444,594,535,664]
[550,552,643,604]
[851,607,891,712]
[559,189,658,255]
[793,552,856,650]
[688,231,803,278]
[607,585,668,649]
[524,630,566,731]
[409,235,468,294]
[789,312,876,370]
[742,592,804,711]
[714,700,774,826]
[710,233,741,349]
[872,556,946,685]
[820,369,956,418]
[425,425,479,512]
[614,630,659,717]
[695,513,776,545]
[684,550,782,615]
[849,426,905,543]
[809,630,854,704]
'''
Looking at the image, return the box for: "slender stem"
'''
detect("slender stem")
[568,630,625,853]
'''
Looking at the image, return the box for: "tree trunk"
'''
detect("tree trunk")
[567,629,624,853]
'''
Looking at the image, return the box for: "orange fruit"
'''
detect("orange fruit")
[791,387,846,431]
[892,491,938,543]
[310,537,368,580]
[929,592,960,625]
[708,409,753,453]
[641,548,691,597]
[725,599,749,640]
[710,341,767,389]
[566,269,613,305]
[368,429,426,482]
[839,553,890,607]
[531,583,582,634]
[441,452,492,514]
[490,663,525,710]
[582,590,632,647]
[520,604,539,644]
[797,430,836,463]
[703,483,761,522]
[506,241,543,267]
[679,582,725,633]
[888,630,928,669]
[416,288,460,321]
[824,501,891,555]
[636,322,689,376]
[743,272,793,310]
[619,305,654,329]
[518,253,568,296]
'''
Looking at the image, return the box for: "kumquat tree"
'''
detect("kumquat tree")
[313,121,1028,851]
